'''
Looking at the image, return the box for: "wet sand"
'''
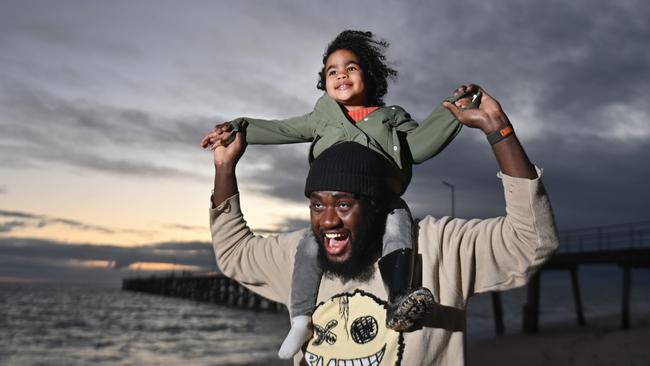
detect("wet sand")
[467,313,650,366]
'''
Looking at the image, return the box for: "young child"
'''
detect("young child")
[202,30,479,359]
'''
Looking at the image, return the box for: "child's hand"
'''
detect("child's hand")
[200,122,233,150]
[452,84,481,110]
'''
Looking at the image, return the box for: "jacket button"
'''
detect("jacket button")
[391,107,396,110]
[363,117,368,121]
[393,145,398,151]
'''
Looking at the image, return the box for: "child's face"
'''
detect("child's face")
[324,49,367,110]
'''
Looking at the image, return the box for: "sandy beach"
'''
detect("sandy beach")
[466,313,650,366]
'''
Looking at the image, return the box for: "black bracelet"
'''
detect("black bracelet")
[486,125,514,145]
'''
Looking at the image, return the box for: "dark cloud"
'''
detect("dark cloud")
[163,224,206,232]
[149,241,213,252]
[0,210,35,219]
[275,217,310,232]
[1,86,180,146]
[386,1,650,138]
[403,128,650,230]
[0,237,217,284]
[0,221,28,233]
[0,86,212,180]
[0,209,150,235]
[499,1,650,112]
[250,217,310,235]
[527,135,650,229]
[0,1,142,58]
[238,144,311,202]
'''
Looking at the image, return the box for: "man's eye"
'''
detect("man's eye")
[311,202,324,210]
[327,70,337,76]
[337,202,351,209]
[347,66,358,72]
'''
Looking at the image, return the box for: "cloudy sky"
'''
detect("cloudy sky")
[1,0,648,284]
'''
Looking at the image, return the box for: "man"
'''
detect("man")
[207,86,559,365]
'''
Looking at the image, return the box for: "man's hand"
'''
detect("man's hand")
[444,84,537,179]
[443,85,510,135]
[211,126,247,169]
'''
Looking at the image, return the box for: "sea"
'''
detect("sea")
[1,266,648,366]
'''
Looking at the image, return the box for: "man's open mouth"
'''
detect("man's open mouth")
[324,232,350,256]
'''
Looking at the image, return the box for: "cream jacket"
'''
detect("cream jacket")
[209,170,559,365]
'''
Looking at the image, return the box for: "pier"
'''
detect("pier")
[122,272,286,312]
[122,220,649,334]
[491,220,650,335]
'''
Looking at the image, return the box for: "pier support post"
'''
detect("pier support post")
[621,265,631,329]
[491,292,505,336]
[523,272,541,333]
[569,267,586,326]
[252,293,262,310]
[220,278,229,303]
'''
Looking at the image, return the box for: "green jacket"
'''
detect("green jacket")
[230,93,469,192]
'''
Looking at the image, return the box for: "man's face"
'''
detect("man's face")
[310,191,361,263]
[309,191,383,279]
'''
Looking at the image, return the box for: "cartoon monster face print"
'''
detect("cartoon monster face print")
[304,290,404,366]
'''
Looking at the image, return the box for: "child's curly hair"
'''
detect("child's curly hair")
[317,30,397,106]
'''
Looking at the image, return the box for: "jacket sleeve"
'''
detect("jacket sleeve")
[401,104,463,164]
[420,168,559,301]
[231,113,315,145]
[209,193,302,304]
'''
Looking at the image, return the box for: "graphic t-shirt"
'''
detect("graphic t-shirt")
[304,290,404,366]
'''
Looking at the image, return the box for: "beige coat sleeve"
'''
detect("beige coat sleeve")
[209,194,303,304]
[419,168,559,303]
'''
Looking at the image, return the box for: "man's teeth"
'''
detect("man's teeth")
[325,233,346,239]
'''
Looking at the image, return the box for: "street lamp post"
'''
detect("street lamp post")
[442,181,455,217]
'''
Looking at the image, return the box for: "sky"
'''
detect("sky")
[1,0,649,285]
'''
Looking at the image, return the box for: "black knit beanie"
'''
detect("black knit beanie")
[304,142,391,197]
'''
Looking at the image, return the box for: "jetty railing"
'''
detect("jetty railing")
[558,221,650,253]
[122,272,286,312]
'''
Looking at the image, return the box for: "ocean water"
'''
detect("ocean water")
[1,266,648,365]
[0,284,291,366]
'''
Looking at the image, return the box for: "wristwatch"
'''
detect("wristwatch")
[486,125,514,145]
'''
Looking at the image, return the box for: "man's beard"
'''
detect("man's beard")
[314,214,384,283]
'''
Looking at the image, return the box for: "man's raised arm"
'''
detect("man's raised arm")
[201,127,298,304]
[430,85,559,298]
